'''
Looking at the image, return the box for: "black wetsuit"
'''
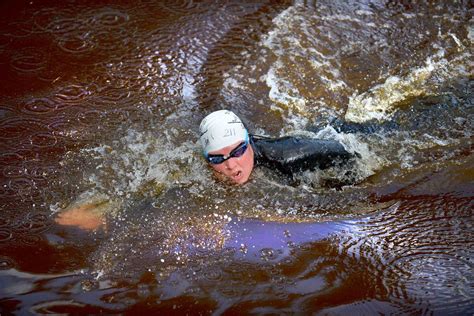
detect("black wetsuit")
[248,116,398,179]
[250,135,355,177]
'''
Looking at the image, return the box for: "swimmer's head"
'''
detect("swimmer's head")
[199,110,247,155]
[199,110,254,184]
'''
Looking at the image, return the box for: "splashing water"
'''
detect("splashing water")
[0,1,472,314]
[345,48,472,122]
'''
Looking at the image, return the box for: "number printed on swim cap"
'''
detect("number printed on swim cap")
[199,110,247,154]
[224,129,236,137]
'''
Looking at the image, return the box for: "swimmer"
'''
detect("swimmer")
[55,110,357,231]
[199,110,356,185]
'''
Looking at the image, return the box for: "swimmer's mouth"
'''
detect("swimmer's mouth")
[233,171,242,179]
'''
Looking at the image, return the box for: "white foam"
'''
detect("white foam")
[468,24,474,42]
[259,5,351,120]
[319,14,365,24]
[264,64,306,112]
[345,48,471,123]
[316,126,386,178]
[448,33,464,48]
[355,9,374,16]
[77,128,213,203]
[223,77,245,91]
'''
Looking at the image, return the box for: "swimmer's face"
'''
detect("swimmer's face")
[207,140,254,185]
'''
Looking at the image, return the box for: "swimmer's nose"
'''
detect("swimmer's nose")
[224,157,237,170]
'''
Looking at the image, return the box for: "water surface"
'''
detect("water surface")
[0,0,472,314]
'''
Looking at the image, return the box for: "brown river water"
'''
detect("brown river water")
[0,0,473,314]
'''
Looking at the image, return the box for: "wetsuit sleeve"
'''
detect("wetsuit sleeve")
[252,136,354,175]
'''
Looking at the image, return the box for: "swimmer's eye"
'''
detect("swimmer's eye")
[207,155,225,164]
[206,141,248,165]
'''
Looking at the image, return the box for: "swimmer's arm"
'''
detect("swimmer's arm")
[55,199,112,231]
[256,137,354,173]
[283,139,354,171]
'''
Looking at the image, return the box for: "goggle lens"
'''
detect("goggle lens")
[207,142,248,165]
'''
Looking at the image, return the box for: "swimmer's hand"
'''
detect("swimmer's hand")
[55,204,106,231]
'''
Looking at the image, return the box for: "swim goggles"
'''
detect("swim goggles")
[206,141,248,165]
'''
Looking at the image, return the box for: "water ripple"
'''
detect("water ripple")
[88,8,129,28]
[0,256,15,269]
[46,18,86,36]
[14,213,51,234]
[0,1,471,314]
[158,0,200,15]
[29,132,58,148]
[76,110,105,125]
[19,234,44,246]
[0,229,13,243]
[28,165,58,179]
[10,49,47,73]
[31,300,87,314]
[57,35,96,54]
[2,165,25,178]
[89,28,132,53]
[21,97,58,114]
[0,119,34,140]
[0,104,16,119]
[0,117,49,140]
[4,21,36,38]
[32,8,76,33]
[53,84,92,104]
[91,86,135,107]
[0,33,11,51]
[202,268,223,283]
[348,195,474,310]
[8,178,37,199]
[0,153,24,168]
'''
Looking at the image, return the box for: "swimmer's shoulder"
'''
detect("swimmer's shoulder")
[251,134,355,173]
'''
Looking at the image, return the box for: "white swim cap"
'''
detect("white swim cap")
[199,110,248,154]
